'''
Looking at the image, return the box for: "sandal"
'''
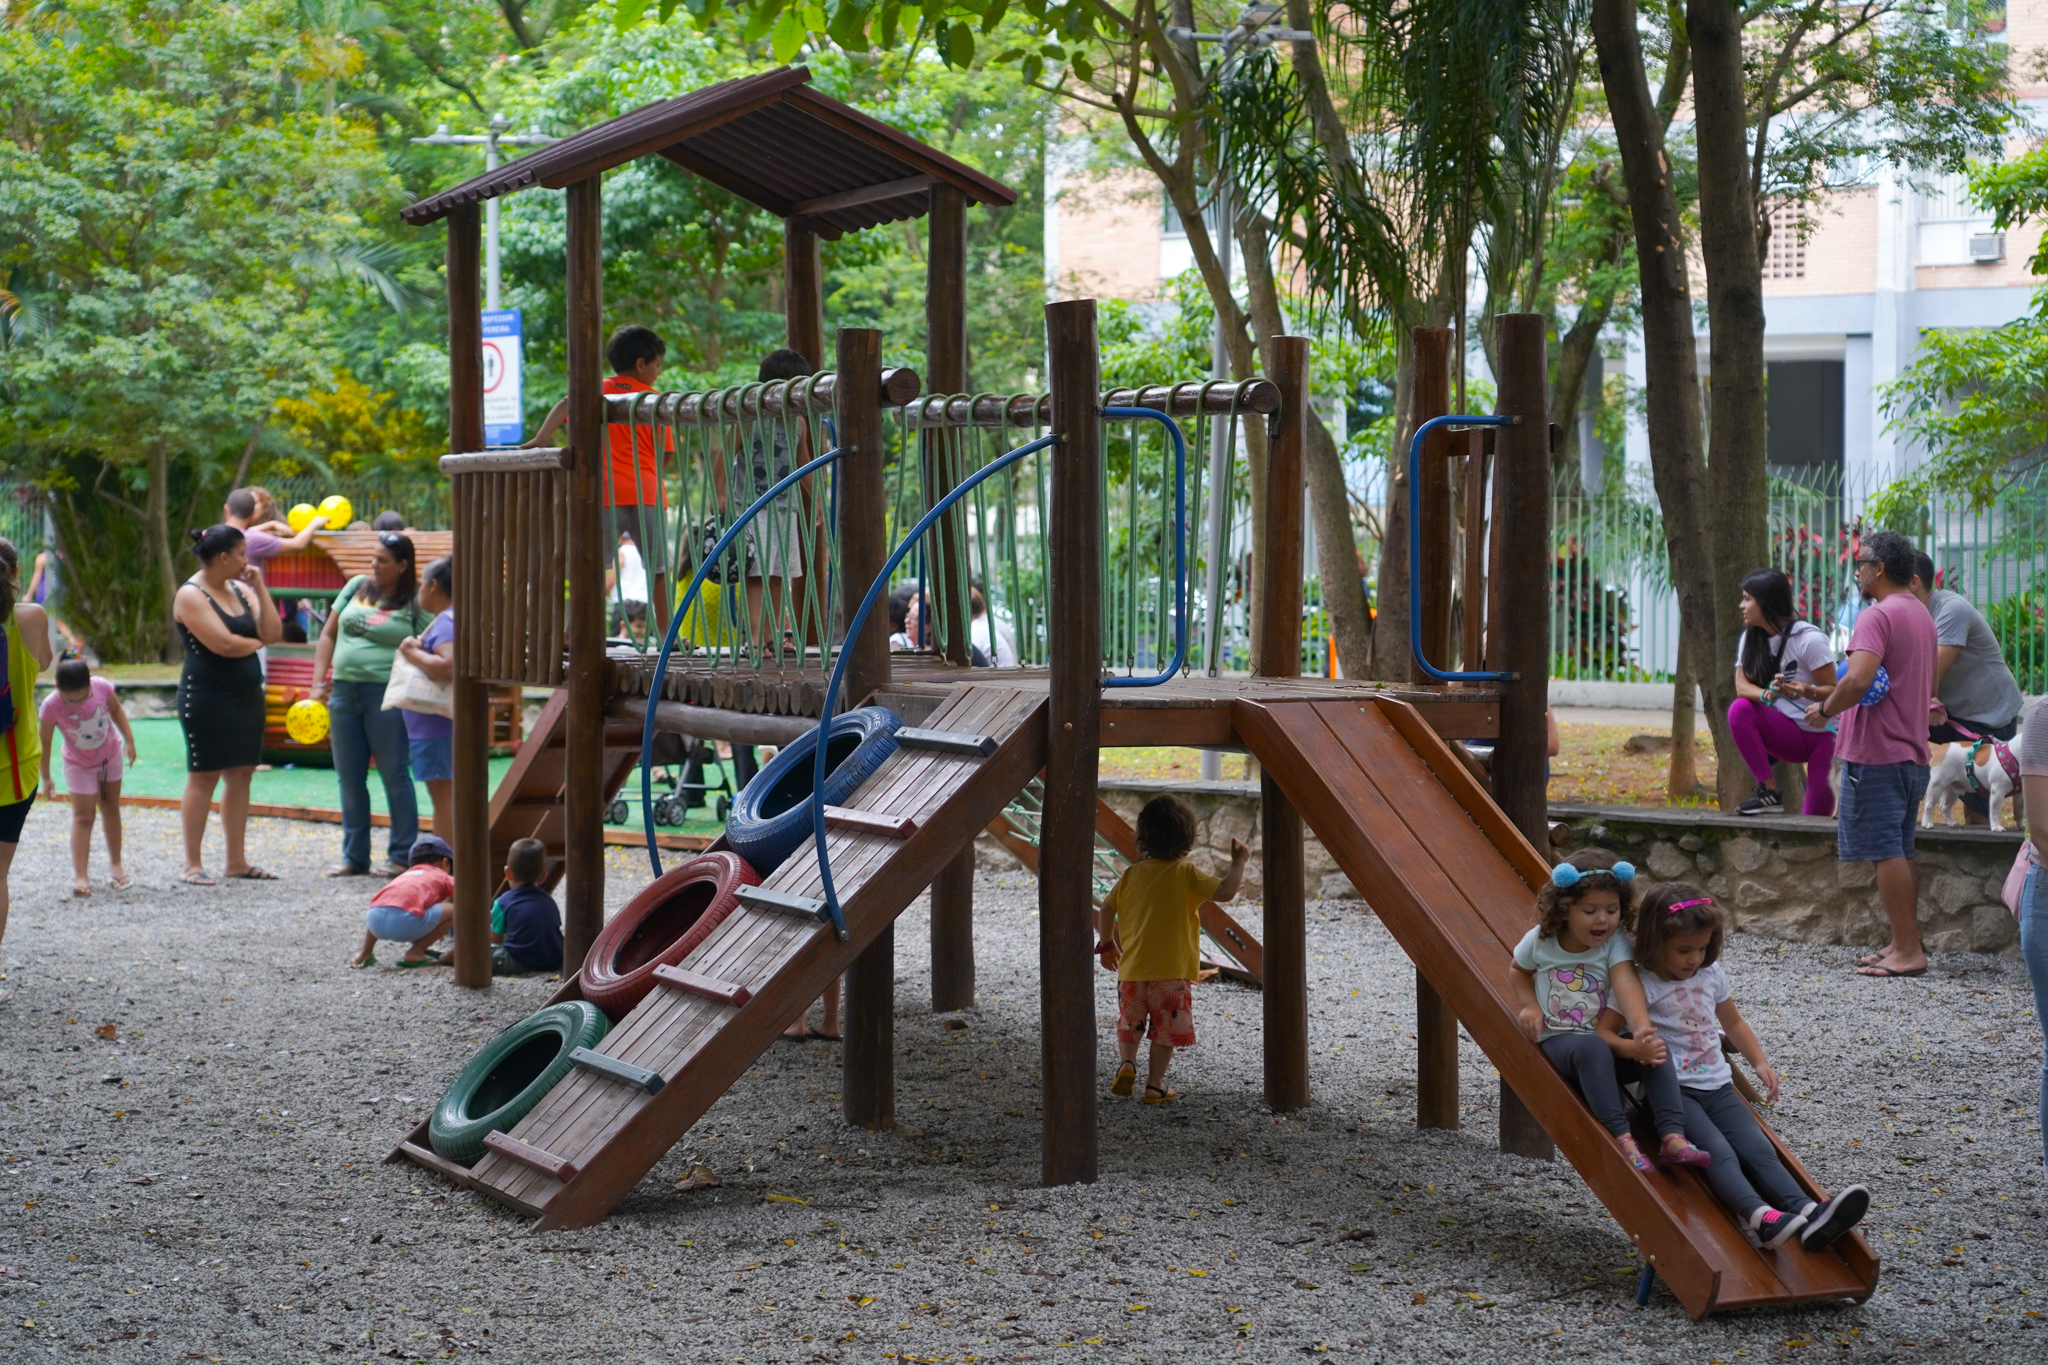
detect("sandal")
[1111,1062,1136,1097]
[324,865,369,878]
[1614,1133,1654,1173]
[1141,1084,1177,1106]
[180,870,216,886]
[110,873,132,890]
[71,882,91,898]
[1660,1135,1713,1168]
[225,866,279,881]
[396,956,444,969]
[1856,963,1927,979]
[351,953,377,969]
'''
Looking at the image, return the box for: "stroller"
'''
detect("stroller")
[605,730,737,826]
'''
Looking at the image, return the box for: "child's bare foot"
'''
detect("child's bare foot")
[71,879,90,897]
[1111,1061,1136,1097]
[1614,1133,1653,1173]
[1141,1084,1177,1105]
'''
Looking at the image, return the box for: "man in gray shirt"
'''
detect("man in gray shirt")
[1911,550,2024,820]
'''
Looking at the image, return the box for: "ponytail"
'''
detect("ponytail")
[0,538,16,622]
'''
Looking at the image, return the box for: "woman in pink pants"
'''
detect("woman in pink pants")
[1729,568,1839,817]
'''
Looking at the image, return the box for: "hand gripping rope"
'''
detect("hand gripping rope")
[1406,413,1521,684]
[637,443,846,877]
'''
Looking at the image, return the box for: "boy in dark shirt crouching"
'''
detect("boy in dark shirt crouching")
[492,837,564,976]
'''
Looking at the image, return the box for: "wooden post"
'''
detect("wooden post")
[925,184,976,1013]
[561,176,607,978]
[1413,326,1453,667]
[1493,311,1555,1161]
[837,326,893,1129]
[1259,335,1310,1114]
[1461,429,1488,672]
[785,217,825,369]
[1041,299,1102,1186]
[447,203,493,991]
[1416,968,1459,1129]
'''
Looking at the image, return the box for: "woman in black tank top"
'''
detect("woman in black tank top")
[172,526,281,883]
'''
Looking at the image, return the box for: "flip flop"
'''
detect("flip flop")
[110,874,132,890]
[396,956,445,969]
[226,866,279,881]
[71,883,91,898]
[180,870,216,886]
[1856,963,1927,978]
[1142,1084,1178,1106]
[1111,1062,1136,1097]
[351,954,377,969]
[1855,951,1892,967]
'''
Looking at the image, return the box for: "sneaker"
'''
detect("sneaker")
[1752,1207,1809,1250]
[1736,784,1783,817]
[1799,1185,1870,1252]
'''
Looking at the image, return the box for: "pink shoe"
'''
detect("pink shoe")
[1660,1135,1713,1168]
[1614,1133,1654,1173]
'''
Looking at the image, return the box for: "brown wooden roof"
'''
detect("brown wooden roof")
[400,66,1016,239]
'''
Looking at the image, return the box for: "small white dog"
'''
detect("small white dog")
[1921,728,2023,831]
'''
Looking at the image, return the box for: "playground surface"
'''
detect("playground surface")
[0,805,2041,1363]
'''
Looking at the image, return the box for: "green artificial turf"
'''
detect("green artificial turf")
[44,717,736,836]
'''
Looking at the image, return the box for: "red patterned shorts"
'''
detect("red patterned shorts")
[1116,978,1196,1049]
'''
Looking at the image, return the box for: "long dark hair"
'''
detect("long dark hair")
[367,532,418,610]
[0,537,16,622]
[1738,567,1797,688]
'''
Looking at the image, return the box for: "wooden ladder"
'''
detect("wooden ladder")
[484,690,649,898]
[403,683,1047,1228]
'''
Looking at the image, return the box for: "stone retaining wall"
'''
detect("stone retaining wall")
[975,780,2028,956]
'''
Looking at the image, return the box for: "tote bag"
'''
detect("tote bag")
[382,647,454,718]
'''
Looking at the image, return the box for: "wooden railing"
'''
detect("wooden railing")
[440,448,569,687]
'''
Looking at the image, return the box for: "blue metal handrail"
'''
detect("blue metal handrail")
[1407,413,1521,683]
[805,433,1063,939]
[1101,404,1189,689]
[638,445,845,876]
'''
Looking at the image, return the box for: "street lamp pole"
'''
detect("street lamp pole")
[411,115,556,309]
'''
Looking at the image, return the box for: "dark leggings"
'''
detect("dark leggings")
[1681,1083,1808,1218]
[1540,1032,1687,1138]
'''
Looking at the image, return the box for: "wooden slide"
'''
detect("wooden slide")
[1235,693,1879,1320]
[403,684,1047,1229]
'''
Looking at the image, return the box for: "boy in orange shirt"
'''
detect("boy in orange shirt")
[1096,796,1249,1104]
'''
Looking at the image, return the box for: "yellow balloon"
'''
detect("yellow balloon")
[286,503,318,534]
[285,698,330,746]
[317,494,354,529]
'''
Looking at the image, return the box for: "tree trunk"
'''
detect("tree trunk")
[1549,288,1618,493]
[1239,216,1372,679]
[1688,0,1774,809]
[145,444,178,662]
[1591,0,1726,803]
[1371,328,1415,682]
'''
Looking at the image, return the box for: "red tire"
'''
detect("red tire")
[580,852,759,1017]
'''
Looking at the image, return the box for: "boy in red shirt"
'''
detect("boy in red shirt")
[351,835,456,969]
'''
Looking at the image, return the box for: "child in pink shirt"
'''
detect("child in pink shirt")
[37,658,137,896]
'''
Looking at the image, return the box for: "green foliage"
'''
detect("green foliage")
[1984,585,2047,694]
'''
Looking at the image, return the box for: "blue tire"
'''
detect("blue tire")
[724,707,902,873]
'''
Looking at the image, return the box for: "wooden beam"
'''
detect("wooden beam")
[1461,428,1488,672]
[1492,310,1555,1162]
[1413,326,1454,672]
[925,182,976,1013]
[791,174,933,217]
[784,218,825,369]
[446,203,493,991]
[1259,335,1310,1114]
[562,175,607,978]
[843,921,895,1131]
[1417,967,1459,1129]
[1041,299,1102,1186]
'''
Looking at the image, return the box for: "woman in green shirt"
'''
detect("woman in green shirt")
[310,533,425,876]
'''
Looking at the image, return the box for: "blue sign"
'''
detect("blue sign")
[481,310,524,447]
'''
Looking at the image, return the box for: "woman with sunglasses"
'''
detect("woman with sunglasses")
[309,532,424,876]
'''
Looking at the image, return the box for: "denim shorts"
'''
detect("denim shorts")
[366,901,447,943]
[408,735,453,783]
[1836,760,1931,863]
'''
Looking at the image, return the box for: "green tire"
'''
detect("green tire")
[428,1000,611,1164]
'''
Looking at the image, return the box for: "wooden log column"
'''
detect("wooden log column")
[1259,336,1310,1114]
[446,203,493,990]
[1410,325,1459,1129]
[785,216,825,368]
[561,175,607,977]
[837,326,894,1131]
[925,183,976,1013]
[1492,311,1556,1161]
[1041,299,1102,1186]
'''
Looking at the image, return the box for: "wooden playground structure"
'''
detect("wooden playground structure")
[388,67,1878,1318]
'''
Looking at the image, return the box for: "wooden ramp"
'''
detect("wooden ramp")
[423,684,1046,1229]
[1235,694,1879,1320]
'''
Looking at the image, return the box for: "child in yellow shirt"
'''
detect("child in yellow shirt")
[1096,795,1249,1104]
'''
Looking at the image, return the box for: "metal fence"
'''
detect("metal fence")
[1549,465,2048,692]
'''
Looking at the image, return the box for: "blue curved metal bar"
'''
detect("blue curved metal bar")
[1100,405,1189,689]
[806,433,1063,940]
[1407,413,1521,683]
[638,445,846,877]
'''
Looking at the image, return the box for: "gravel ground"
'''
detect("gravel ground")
[2,804,2045,1364]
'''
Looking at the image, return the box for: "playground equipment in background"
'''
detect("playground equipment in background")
[260,644,523,763]
[287,494,356,534]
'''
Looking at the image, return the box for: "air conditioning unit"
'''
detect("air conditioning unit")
[1969,232,2005,262]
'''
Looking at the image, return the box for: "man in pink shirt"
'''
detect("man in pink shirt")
[1798,530,1937,978]
[223,488,326,566]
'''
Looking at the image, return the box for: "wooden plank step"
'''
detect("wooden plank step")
[483,1131,580,1183]
[652,964,752,1008]
[735,884,828,921]
[569,1047,665,1095]
[894,726,998,757]
[824,805,918,838]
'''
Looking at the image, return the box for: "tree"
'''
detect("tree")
[0,0,403,657]
[1593,0,2017,806]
